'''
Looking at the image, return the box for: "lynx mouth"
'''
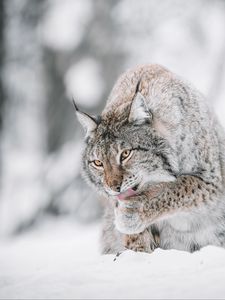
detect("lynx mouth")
[117,184,139,200]
[132,184,139,191]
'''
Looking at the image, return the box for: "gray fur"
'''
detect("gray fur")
[76,64,225,254]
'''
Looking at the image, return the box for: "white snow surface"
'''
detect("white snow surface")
[1,218,225,299]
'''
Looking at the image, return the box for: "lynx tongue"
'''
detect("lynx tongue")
[117,188,136,200]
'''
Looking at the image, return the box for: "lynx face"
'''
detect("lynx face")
[83,126,177,199]
[75,92,178,200]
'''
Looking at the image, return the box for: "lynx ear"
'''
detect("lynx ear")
[128,92,152,125]
[72,99,97,136]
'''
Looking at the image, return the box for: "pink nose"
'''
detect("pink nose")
[105,176,122,193]
[109,184,121,192]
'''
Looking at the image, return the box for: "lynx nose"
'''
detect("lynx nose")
[104,168,123,193]
[107,180,121,193]
[115,186,121,192]
[110,179,122,192]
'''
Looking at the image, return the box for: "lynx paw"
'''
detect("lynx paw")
[114,199,147,234]
[124,230,159,253]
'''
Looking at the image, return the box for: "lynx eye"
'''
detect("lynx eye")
[93,160,103,167]
[121,149,132,161]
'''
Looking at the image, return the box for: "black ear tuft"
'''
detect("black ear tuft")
[135,78,142,94]
[72,98,98,137]
[72,97,79,112]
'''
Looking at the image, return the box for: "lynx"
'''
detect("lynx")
[74,64,225,254]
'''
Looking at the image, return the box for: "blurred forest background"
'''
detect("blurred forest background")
[0,0,225,236]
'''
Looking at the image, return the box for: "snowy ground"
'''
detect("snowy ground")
[1,218,225,299]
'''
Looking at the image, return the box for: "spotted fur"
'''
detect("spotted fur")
[76,64,225,254]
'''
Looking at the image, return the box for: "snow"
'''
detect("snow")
[1,218,225,299]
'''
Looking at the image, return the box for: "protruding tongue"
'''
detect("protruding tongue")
[117,188,136,200]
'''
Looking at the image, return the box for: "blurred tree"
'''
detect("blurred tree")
[42,0,126,221]
[0,0,48,235]
[75,0,126,113]
[0,0,5,182]
[1,0,225,235]
[44,0,126,153]
[0,0,5,133]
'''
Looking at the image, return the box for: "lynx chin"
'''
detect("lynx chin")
[74,64,225,254]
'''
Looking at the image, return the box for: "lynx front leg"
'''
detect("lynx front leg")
[115,175,222,234]
[124,227,160,253]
